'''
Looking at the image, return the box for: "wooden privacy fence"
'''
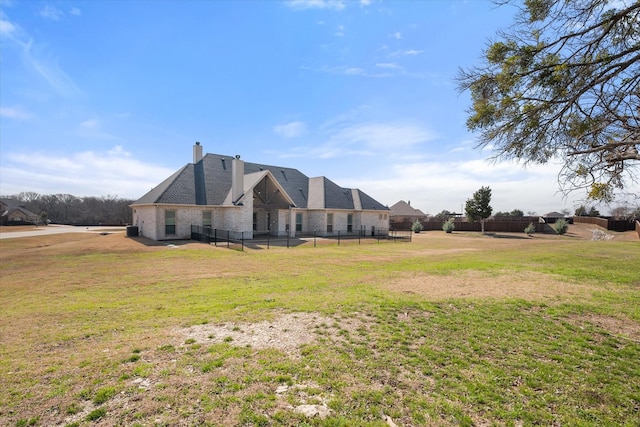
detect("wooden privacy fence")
[573,216,637,232]
[391,217,544,233]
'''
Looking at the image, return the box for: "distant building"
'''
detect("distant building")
[130,143,390,241]
[389,200,427,230]
[0,198,38,225]
[542,211,569,224]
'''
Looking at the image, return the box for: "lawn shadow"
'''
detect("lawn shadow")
[485,233,531,240]
[125,236,195,247]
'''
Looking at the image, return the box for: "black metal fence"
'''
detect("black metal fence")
[391,217,546,233]
[190,226,412,251]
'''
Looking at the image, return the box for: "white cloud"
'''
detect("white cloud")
[80,118,99,129]
[293,121,437,159]
[376,62,401,70]
[0,106,32,120]
[69,7,81,16]
[360,0,371,6]
[274,121,308,138]
[0,16,16,37]
[391,49,424,56]
[1,12,80,97]
[286,0,346,11]
[39,5,64,21]
[343,159,586,215]
[76,118,118,140]
[344,67,364,75]
[0,148,175,199]
[391,31,402,39]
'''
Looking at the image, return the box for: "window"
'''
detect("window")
[347,214,353,232]
[296,213,303,232]
[165,210,176,235]
[202,211,212,228]
[253,212,257,231]
[327,213,333,233]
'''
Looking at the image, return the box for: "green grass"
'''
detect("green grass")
[0,232,638,425]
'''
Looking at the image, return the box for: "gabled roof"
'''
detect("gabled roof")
[132,152,388,211]
[543,211,566,218]
[389,200,425,217]
[0,198,38,218]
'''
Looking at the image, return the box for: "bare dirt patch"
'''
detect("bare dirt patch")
[567,314,640,342]
[383,270,592,301]
[175,312,360,357]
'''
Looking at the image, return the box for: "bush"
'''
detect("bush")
[552,218,569,235]
[524,222,536,235]
[411,219,423,233]
[442,218,455,233]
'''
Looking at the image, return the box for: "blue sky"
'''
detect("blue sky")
[1,0,633,215]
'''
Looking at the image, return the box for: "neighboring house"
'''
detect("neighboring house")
[130,143,390,241]
[542,211,567,223]
[389,200,427,229]
[0,198,38,225]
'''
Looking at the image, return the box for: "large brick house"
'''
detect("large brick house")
[130,143,389,241]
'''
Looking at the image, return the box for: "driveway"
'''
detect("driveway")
[0,224,126,239]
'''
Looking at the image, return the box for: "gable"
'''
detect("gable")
[132,150,388,212]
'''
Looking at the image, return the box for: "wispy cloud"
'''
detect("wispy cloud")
[274,121,308,138]
[0,106,32,120]
[321,65,395,78]
[296,121,437,159]
[76,118,118,140]
[376,62,401,70]
[0,14,16,37]
[39,5,64,20]
[36,4,81,20]
[1,12,80,97]
[0,147,174,198]
[286,0,346,11]
[390,31,402,39]
[390,49,424,57]
[344,159,582,215]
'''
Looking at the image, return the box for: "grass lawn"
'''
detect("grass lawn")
[1,227,638,426]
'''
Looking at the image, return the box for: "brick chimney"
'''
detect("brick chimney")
[193,141,203,163]
[232,155,244,204]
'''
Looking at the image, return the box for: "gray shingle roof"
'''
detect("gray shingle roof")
[390,200,425,216]
[132,153,388,211]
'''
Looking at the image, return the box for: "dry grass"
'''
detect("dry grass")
[1,225,638,426]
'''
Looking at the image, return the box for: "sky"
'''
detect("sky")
[1,0,636,216]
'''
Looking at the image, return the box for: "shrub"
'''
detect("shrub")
[552,218,569,235]
[411,219,423,233]
[442,218,455,233]
[524,222,536,235]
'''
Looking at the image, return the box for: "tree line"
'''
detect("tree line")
[3,192,134,225]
